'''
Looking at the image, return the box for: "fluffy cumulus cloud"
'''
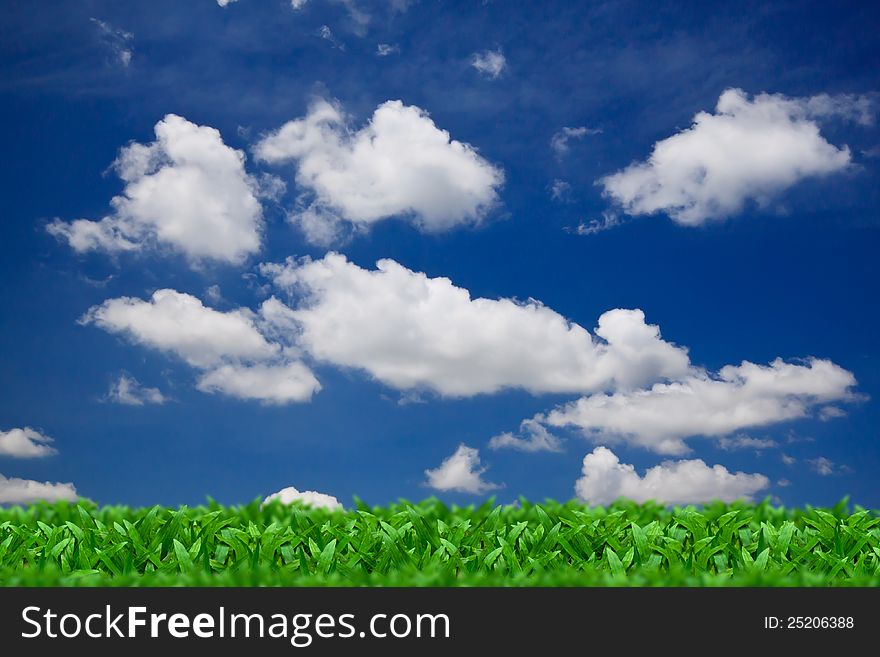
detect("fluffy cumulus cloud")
[601,89,866,224]
[543,358,857,454]
[196,362,320,404]
[260,253,691,396]
[470,48,506,79]
[107,374,167,406]
[254,100,503,244]
[0,474,78,504]
[82,290,278,368]
[575,446,769,505]
[48,114,265,266]
[82,290,319,404]
[263,486,342,510]
[0,427,58,458]
[424,444,501,494]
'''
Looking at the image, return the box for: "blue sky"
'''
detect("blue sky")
[1,0,878,508]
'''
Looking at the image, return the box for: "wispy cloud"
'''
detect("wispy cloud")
[106,374,168,406]
[550,179,571,201]
[551,126,601,157]
[90,18,133,68]
[488,419,562,453]
[470,48,506,79]
[317,25,346,50]
[566,211,622,236]
[717,435,779,451]
[807,456,851,476]
[377,43,400,56]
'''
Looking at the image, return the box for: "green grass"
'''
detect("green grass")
[1,498,878,586]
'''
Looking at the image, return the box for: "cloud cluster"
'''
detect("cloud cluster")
[424,444,501,494]
[543,358,857,454]
[82,290,319,404]
[0,428,78,504]
[601,89,866,224]
[0,427,58,459]
[575,446,769,505]
[254,100,503,244]
[48,115,265,266]
[263,486,342,510]
[261,253,690,396]
[83,251,859,493]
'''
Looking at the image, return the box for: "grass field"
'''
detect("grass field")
[1,498,879,586]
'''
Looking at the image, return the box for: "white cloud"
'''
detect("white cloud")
[807,456,850,476]
[217,0,238,6]
[424,444,501,494]
[781,453,797,466]
[803,93,876,126]
[550,179,571,201]
[196,362,320,404]
[294,206,345,247]
[106,374,167,406]
[260,253,691,396]
[204,284,223,304]
[543,358,857,454]
[317,25,345,50]
[551,126,600,157]
[377,43,400,56]
[819,405,847,421]
[263,486,342,510]
[575,446,769,505]
[488,419,562,453]
[470,48,506,79]
[0,428,58,459]
[717,435,778,451]
[90,18,133,67]
[568,211,622,236]
[0,474,78,505]
[82,290,319,405]
[601,88,862,224]
[48,114,264,266]
[254,99,503,242]
[809,457,835,475]
[388,0,414,12]
[82,290,278,368]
